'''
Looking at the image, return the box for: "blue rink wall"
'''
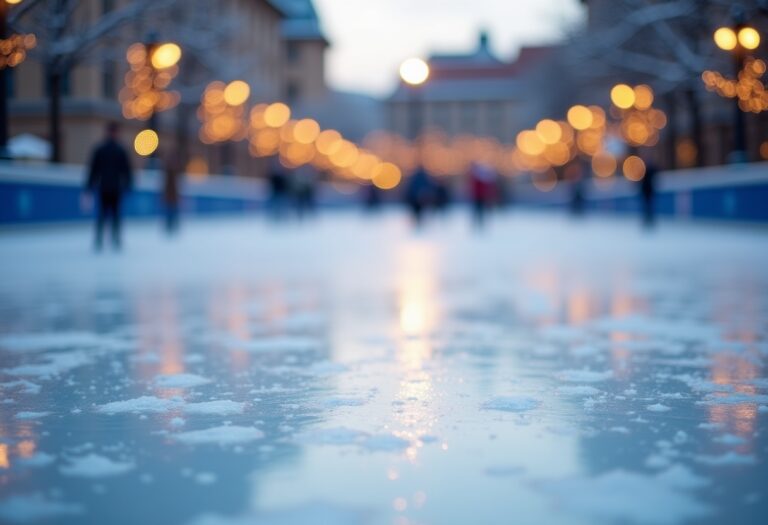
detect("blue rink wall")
[1,161,767,225]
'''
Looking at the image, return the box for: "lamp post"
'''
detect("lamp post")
[0,0,25,159]
[713,19,761,162]
[399,57,430,165]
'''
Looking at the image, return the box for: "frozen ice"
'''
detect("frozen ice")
[0,494,83,523]
[556,369,613,383]
[183,400,246,415]
[557,385,602,396]
[693,452,757,466]
[155,373,212,388]
[96,395,181,414]
[537,467,712,524]
[14,411,50,420]
[1,213,767,524]
[481,396,540,412]
[3,351,92,379]
[59,453,135,478]
[0,380,41,394]
[174,426,265,445]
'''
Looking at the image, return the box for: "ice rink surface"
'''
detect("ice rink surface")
[0,210,767,525]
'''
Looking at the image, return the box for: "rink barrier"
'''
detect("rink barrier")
[513,162,768,223]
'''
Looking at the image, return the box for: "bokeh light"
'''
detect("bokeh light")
[264,103,291,128]
[567,105,593,130]
[622,155,646,181]
[714,27,738,51]
[372,162,402,190]
[738,27,761,50]
[611,84,636,109]
[223,80,250,106]
[592,152,617,177]
[134,129,159,156]
[535,119,562,145]
[151,43,182,69]
[400,58,430,86]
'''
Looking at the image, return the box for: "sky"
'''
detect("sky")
[313,0,586,98]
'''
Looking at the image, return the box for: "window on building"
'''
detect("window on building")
[286,42,300,63]
[102,61,116,99]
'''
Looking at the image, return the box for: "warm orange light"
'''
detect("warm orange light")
[622,155,646,181]
[293,118,321,144]
[611,84,636,109]
[6,0,23,4]
[223,80,250,106]
[372,162,402,190]
[316,129,343,155]
[535,119,562,145]
[738,27,761,50]
[151,43,182,69]
[516,130,545,156]
[592,152,617,177]
[400,58,430,86]
[760,140,768,160]
[134,129,159,156]
[567,105,593,130]
[633,85,654,110]
[264,102,291,128]
[714,27,738,51]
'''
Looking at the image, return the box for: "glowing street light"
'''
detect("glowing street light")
[713,21,761,161]
[134,129,159,156]
[150,42,182,69]
[714,27,738,51]
[399,58,430,86]
[610,84,636,109]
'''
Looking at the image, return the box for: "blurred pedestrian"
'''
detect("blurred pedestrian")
[468,162,497,228]
[85,121,133,251]
[405,166,435,226]
[162,150,182,235]
[291,164,316,220]
[640,156,659,229]
[267,157,289,220]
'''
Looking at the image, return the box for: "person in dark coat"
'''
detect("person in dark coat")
[640,157,658,229]
[161,150,182,235]
[85,122,133,250]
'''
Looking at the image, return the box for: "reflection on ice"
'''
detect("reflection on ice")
[0,214,766,524]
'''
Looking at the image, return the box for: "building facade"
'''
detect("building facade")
[387,32,557,144]
[7,0,329,174]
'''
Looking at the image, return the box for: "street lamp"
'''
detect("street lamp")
[399,58,429,167]
[1,0,33,159]
[713,21,762,162]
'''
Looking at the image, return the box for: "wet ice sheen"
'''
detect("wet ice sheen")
[0,214,766,525]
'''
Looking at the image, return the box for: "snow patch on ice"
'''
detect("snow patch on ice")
[3,351,92,379]
[646,404,672,412]
[60,453,135,478]
[174,425,264,446]
[0,380,41,395]
[694,452,756,466]
[17,452,56,468]
[96,395,181,414]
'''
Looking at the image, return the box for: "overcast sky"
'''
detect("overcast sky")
[313,0,585,97]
